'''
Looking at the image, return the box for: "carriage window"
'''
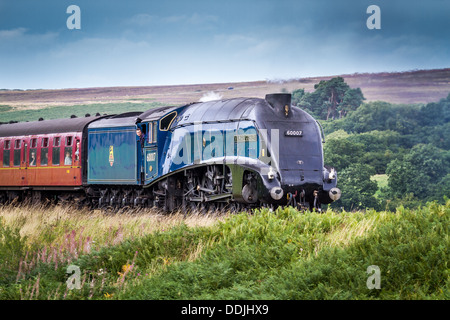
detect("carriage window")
[13,150,21,166]
[40,148,48,166]
[42,138,49,148]
[3,140,10,167]
[52,137,61,165]
[13,140,21,166]
[64,136,73,165]
[29,139,38,166]
[64,147,72,165]
[52,147,60,165]
[29,149,37,166]
[3,150,10,167]
[160,112,177,131]
[74,140,80,162]
[54,137,61,147]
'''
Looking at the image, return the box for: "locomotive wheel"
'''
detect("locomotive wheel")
[181,165,235,214]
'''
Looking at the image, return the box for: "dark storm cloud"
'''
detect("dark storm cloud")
[0,0,448,89]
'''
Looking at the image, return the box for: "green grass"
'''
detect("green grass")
[0,201,448,300]
[0,102,166,123]
[0,106,13,113]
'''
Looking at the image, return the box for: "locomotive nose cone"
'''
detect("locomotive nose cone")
[270,187,284,200]
[329,188,341,201]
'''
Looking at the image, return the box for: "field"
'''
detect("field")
[0,201,448,300]
[1,68,450,123]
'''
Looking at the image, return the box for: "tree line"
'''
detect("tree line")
[291,79,450,211]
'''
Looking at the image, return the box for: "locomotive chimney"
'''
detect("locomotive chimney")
[265,93,292,117]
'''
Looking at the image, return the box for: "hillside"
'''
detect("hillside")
[1,68,449,112]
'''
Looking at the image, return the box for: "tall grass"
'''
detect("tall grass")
[0,201,448,300]
[0,203,223,299]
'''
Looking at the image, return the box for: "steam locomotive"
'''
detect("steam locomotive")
[0,93,341,212]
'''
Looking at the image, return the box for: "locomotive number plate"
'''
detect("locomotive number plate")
[285,130,303,137]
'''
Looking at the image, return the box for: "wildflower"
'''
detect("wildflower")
[104,292,113,298]
[117,264,133,277]
[122,264,133,273]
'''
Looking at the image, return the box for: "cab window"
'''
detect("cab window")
[152,121,157,142]
[160,112,177,131]
[147,122,158,143]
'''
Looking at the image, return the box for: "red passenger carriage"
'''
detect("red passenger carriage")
[0,116,102,202]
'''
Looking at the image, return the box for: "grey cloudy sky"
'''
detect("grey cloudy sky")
[0,0,448,89]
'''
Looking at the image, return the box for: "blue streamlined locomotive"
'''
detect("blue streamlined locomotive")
[0,93,341,212]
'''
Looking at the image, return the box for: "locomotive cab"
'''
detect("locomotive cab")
[135,106,180,186]
[136,121,158,184]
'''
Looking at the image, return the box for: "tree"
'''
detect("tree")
[386,144,447,201]
[323,138,365,171]
[331,163,379,211]
[314,77,349,120]
[291,88,306,106]
[338,87,365,118]
[418,93,450,127]
[293,77,365,120]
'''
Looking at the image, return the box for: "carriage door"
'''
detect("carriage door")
[20,138,29,186]
[27,138,38,185]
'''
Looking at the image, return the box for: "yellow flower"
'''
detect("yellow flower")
[104,292,113,298]
[122,264,133,273]
[117,264,133,277]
